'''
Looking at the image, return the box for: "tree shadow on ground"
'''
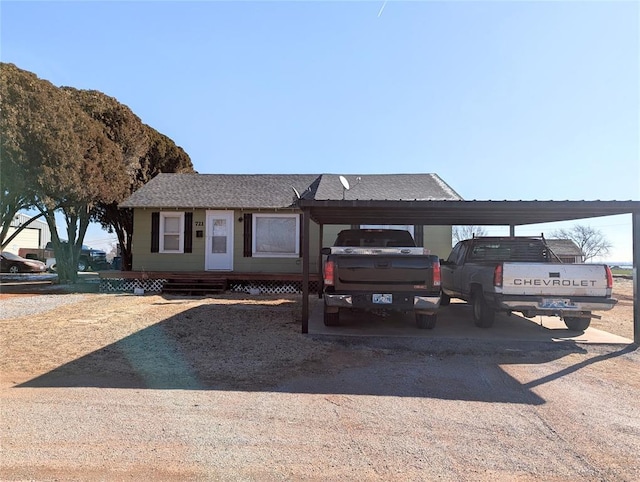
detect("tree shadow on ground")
[16,298,636,406]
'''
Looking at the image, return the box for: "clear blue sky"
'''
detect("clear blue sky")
[2,1,638,261]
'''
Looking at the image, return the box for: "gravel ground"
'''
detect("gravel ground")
[0,293,89,320]
[0,283,638,481]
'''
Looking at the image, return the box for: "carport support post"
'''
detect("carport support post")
[302,209,310,334]
[318,223,324,298]
[633,212,639,345]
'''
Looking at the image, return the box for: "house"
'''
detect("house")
[546,239,584,263]
[114,173,461,293]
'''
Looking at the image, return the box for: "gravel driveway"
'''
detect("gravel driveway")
[1,290,638,481]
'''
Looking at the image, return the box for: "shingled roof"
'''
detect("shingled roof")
[546,239,584,257]
[314,174,461,201]
[119,173,462,209]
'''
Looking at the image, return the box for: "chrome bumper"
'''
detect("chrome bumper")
[324,293,440,314]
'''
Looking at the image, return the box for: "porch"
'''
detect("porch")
[99,271,322,296]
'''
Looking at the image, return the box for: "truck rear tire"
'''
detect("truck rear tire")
[416,313,437,329]
[564,316,591,331]
[324,309,340,326]
[440,292,451,306]
[472,291,495,328]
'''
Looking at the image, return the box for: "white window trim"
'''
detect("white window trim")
[160,211,184,253]
[252,213,299,258]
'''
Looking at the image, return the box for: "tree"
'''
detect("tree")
[452,225,488,244]
[0,63,129,282]
[550,225,612,262]
[62,87,195,271]
[0,63,39,245]
[1,63,194,276]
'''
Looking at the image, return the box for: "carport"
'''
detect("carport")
[297,199,640,343]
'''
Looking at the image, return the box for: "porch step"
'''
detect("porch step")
[162,277,227,296]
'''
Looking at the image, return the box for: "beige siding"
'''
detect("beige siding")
[422,225,453,259]
[4,227,40,255]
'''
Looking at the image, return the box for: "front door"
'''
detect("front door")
[205,211,233,271]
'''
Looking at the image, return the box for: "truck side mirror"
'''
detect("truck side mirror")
[321,247,331,255]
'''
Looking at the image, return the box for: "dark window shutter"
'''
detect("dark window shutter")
[414,225,424,247]
[243,213,253,257]
[151,212,160,253]
[184,212,193,253]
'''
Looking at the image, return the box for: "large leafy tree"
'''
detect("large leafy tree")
[0,63,129,282]
[63,88,195,270]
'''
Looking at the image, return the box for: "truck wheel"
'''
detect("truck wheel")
[324,309,340,326]
[78,258,88,272]
[564,316,591,331]
[416,313,437,329]
[440,292,451,306]
[472,291,495,328]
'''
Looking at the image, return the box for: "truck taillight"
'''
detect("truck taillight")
[324,260,335,286]
[605,265,613,289]
[494,264,503,287]
[433,260,441,287]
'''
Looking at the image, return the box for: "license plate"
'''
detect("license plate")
[373,294,393,304]
[539,298,576,309]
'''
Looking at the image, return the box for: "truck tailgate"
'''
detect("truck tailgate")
[335,255,434,286]
[501,263,610,297]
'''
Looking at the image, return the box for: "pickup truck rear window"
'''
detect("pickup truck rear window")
[467,240,551,262]
[334,230,416,248]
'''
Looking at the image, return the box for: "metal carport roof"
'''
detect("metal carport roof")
[297,199,640,344]
[300,200,640,226]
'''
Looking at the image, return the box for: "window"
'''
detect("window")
[160,212,184,253]
[252,214,299,257]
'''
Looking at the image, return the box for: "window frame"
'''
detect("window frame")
[252,213,300,258]
[159,211,185,254]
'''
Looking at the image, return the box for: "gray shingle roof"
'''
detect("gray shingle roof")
[119,173,461,209]
[314,174,462,201]
[546,239,584,257]
[119,174,322,209]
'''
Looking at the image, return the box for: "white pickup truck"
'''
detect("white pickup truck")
[440,236,617,331]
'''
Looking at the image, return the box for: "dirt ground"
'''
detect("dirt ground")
[0,278,638,480]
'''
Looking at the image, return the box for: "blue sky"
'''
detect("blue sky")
[2,1,638,261]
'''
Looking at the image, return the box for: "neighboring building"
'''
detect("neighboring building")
[546,238,584,263]
[119,173,461,275]
[4,213,52,255]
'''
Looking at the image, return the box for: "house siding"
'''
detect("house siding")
[131,208,452,272]
[422,225,453,259]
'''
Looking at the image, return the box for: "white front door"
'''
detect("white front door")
[205,211,233,271]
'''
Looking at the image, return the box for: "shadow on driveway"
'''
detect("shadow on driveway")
[16,297,637,405]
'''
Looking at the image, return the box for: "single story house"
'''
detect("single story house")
[546,239,584,263]
[115,173,461,292]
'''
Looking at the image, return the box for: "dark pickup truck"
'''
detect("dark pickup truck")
[21,242,109,272]
[322,229,442,329]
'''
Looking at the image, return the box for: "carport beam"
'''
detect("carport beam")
[633,212,639,345]
[302,209,310,334]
